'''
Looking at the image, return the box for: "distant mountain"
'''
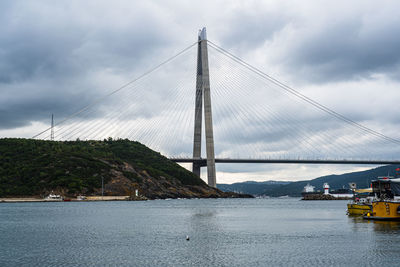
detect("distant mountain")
[217,180,291,195]
[217,165,400,197]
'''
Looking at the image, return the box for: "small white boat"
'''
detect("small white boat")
[44,192,63,201]
[278,195,290,199]
[77,195,86,201]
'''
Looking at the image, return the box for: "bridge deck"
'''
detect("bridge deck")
[170,158,400,166]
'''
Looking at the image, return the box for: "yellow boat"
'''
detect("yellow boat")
[347,188,373,215]
[363,176,400,221]
[364,201,400,221]
[347,202,372,215]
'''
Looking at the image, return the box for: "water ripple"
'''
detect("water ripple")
[1,199,400,266]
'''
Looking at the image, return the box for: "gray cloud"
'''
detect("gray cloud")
[284,20,400,83]
[1,0,400,182]
[0,1,175,129]
[218,6,289,52]
[208,2,400,84]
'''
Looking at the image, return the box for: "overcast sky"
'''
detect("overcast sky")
[1,0,400,184]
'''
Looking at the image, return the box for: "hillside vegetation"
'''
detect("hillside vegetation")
[0,138,247,199]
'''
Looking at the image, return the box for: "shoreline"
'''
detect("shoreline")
[0,196,132,203]
[301,194,352,200]
[0,195,254,203]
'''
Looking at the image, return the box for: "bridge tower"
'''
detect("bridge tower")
[192,27,216,187]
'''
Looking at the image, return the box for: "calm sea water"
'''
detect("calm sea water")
[1,198,400,266]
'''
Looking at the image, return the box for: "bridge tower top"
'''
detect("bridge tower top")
[199,27,207,41]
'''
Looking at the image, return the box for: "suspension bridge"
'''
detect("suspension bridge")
[33,28,400,187]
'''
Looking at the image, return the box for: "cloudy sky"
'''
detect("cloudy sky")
[1,0,400,184]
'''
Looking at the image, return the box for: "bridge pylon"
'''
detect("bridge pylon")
[192,27,216,187]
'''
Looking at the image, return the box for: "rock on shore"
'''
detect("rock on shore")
[302,194,351,200]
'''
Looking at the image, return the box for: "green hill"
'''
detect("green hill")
[0,138,248,199]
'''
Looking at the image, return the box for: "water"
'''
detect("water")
[1,198,400,266]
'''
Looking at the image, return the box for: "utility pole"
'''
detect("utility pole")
[101,176,104,200]
[51,114,54,141]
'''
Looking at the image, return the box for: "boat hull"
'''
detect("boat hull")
[363,215,400,221]
[363,201,400,221]
[347,203,372,215]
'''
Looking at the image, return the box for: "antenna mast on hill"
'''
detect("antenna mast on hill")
[51,114,54,141]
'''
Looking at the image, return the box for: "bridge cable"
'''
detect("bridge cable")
[207,41,400,146]
[210,50,371,159]
[32,41,198,139]
[208,50,361,159]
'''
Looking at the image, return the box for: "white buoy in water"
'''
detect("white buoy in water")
[186,235,190,241]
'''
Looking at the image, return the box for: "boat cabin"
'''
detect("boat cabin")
[371,177,400,200]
